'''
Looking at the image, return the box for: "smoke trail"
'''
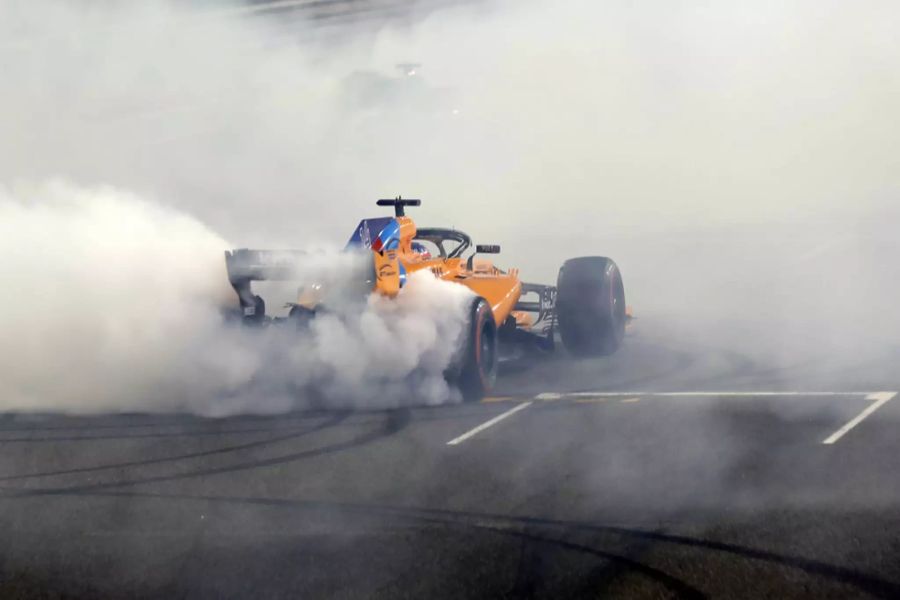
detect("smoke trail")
[0,181,471,415]
[0,181,229,413]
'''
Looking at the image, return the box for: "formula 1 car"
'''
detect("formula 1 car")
[225,198,627,402]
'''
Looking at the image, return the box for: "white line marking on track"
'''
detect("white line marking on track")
[535,391,887,399]
[822,392,897,445]
[447,402,533,446]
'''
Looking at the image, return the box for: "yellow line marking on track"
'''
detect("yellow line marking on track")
[481,396,514,403]
[574,396,640,404]
[574,397,607,404]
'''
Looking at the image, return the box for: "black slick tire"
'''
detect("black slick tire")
[556,257,626,356]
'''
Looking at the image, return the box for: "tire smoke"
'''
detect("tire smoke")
[0,182,471,415]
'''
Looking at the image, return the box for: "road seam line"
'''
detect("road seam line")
[822,392,897,445]
[446,402,533,446]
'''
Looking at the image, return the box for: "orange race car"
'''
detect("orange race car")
[225,198,627,401]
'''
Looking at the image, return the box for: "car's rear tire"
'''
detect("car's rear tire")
[557,257,626,356]
[453,297,498,402]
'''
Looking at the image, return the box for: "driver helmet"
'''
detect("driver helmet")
[411,241,432,259]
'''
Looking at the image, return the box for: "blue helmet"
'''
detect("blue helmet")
[411,241,432,258]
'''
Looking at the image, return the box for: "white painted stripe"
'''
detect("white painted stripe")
[537,391,883,400]
[822,392,897,445]
[446,402,533,446]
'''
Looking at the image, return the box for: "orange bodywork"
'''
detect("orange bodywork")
[373,216,522,326]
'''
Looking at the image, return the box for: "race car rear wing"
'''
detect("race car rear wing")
[225,249,309,319]
[224,249,308,282]
[225,248,379,321]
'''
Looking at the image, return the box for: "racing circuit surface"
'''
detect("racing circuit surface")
[2,320,899,599]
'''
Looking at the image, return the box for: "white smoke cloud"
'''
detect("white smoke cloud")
[0,181,471,415]
[213,267,473,416]
[0,181,231,413]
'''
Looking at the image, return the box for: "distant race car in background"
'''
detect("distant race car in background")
[225,198,628,402]
[338,63,461,117]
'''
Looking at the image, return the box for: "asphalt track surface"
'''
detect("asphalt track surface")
[2,322,900,599]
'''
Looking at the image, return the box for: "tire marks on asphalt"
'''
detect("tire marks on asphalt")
[0,409,410,495]
[14,492,898,599]
[0,411,351,483]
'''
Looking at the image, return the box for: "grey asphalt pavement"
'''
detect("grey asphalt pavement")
[1,321,899,599]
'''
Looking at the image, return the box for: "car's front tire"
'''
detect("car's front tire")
[556,257,626,356]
